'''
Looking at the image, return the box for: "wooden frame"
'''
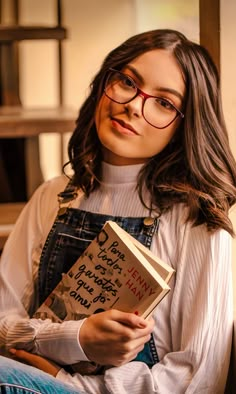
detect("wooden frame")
[199,0,220,72]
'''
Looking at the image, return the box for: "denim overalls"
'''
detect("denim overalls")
[38,182,160,372]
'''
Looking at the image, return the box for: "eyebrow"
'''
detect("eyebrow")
[125,64,184,102]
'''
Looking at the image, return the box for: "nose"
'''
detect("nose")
[124,93,144,118]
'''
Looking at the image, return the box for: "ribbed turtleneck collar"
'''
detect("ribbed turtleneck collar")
[101,162,144,184]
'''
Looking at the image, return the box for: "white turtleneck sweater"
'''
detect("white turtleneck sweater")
[0,163,233,394]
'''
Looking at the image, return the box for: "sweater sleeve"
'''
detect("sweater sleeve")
[55,206,233,393]
[0,176,89,364]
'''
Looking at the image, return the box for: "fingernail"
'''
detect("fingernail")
[139,323,146,328]
[9,348,16,354]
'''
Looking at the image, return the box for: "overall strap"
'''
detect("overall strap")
[57,179,78,217]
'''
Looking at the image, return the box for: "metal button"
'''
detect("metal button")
[143,217,155,226]
[58,207,68,217]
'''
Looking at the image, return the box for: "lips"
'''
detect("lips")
[111,117,138,135]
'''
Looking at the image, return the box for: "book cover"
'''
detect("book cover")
[34,220,174,322]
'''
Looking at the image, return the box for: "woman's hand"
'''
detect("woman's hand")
[80,309,154,366]
[9,349,61,377]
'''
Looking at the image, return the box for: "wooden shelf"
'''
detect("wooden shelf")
[0,202,25,249]
[0,1,72,206]
[0,106,77,137]
[0,26,67,42]
[0,202,25,224]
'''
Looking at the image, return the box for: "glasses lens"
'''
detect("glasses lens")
[143,97,179,128]
[104,70,181,129]
[105,70,137,104]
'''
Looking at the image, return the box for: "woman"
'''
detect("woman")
[0,29,235,393]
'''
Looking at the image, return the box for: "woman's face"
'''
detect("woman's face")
[95,49,185,165]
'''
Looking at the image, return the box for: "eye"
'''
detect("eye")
[156,97,175,111]
[120,74,136,89]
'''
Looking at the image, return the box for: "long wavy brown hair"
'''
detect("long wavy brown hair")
[66,29,236,235]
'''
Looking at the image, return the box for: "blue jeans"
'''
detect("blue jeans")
[0,356,85,394]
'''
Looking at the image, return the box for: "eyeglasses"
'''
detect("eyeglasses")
[104,68,184,129]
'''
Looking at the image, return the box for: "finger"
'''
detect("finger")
[109,309,148,328]
[9,349,60,377]
[10,349,40,366]
[112,335,151,366]
[10,348,31,360]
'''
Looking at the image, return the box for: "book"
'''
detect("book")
[34,220,174,322]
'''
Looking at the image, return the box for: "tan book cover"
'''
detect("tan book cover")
[34,220,175,322]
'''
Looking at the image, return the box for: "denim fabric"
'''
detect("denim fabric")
[0,356,84,393]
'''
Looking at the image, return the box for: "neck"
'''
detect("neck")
[102,147,148,166]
